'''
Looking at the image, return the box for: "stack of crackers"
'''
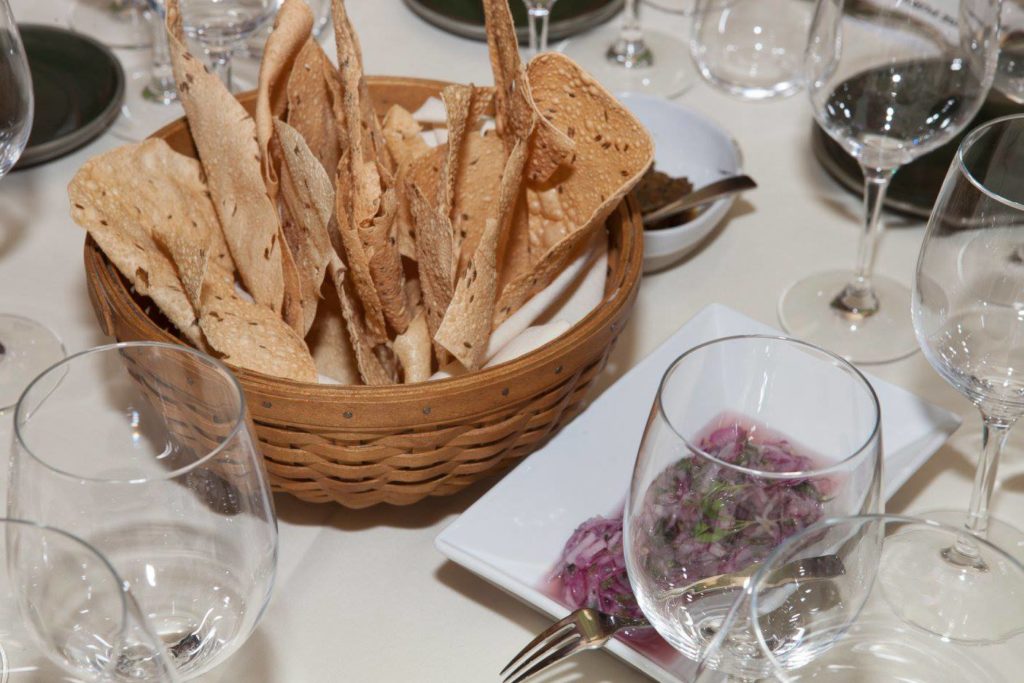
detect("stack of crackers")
[70,0,653,386]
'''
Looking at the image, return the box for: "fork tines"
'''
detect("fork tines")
[501,614,583,683]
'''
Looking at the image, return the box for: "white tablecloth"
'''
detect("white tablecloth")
[2,1,1022,681]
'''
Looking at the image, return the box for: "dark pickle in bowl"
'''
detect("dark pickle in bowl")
[636,167,703,230]
[544,416,834,664]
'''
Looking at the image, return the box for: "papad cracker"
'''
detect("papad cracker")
[255,0,313,199]
[495,52,653,324]
[359,176,410,334]
[393,309,431,383]
[452,130,506,278]
[408,184,454,345]
[435,136,528,370]
[327,255,396,385]
[307,278,360,384]
[382,105,431,168]
[287,39,344,178]
[275,119,335,335]
[199,270,318,382]
[166,0,288,316]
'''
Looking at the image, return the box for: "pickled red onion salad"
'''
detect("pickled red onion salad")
[550,423,831,619]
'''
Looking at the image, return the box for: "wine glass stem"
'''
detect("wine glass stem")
[145,8,177,105]
[205,47,234,92]
[608,0,653,69]
[527,7,552,56]
[965,414,1013,538]
[832,165,896,317]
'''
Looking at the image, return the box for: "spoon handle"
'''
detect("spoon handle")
[643,174,757,225]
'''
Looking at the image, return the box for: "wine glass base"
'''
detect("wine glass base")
[878,511,1024,643]
[68,0,151,50]
[778,270,919,364]
[0,315,65,413]
[110,68,184,142]
[559,30,695,98]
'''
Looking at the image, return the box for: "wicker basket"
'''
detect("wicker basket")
[83,76,644,508]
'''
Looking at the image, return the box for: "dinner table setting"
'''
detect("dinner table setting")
[1,0,1024,681]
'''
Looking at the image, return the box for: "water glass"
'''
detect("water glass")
[697,515,1024,681]
[177,0,281,90]
[623,335,882,666]
[0,519,176,681]
[691,0,811,100]
[11,342,277,680]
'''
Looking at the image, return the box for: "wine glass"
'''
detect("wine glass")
[0,0,65,413]
[0,519,178,681]
[177,0,281,91]
[912,113,1024,575]
[691,0,812,100]
[561,0,694,97]
[112,0,183,142]
[68,0,152,50]
[623,335,882,668]
[522,0,558,56]
[695,515,1024,681]
[994,0,1024,102]
[779,0,1002,364]
[11,342,278,680]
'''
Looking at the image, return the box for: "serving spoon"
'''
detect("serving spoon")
[642,174,757,227]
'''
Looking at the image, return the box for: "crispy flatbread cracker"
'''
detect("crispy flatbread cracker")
[438,84,472,221]
[334,153,388,341]
[326,255,396,385]
[452,130,506,278]
[69,145,208,348]
[435,136,528,369]
[495,52,653,324]
[166,0,288,316]
[287,39,344,178]
[393,309,431,383]
[408,185,454,345]
[481,0,573,184]
[307,278,360,384]
[255,0,313,199]
[360,176,409,334]
[382,105,431,167]
[275,119,335,336]
[199,271,317,382]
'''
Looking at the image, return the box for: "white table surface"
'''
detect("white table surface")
[2,1,1023,681]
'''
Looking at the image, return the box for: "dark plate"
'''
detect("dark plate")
[14,24,124,170]
[403,0,623,43]
[812,87,1023,220]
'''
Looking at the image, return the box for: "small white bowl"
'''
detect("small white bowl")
[619,93,743,273]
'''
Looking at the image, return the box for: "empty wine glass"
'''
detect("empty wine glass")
[11,342,278,680]
[177,0,281,91]
[623,335,882,669]
[522,0,558,56]
[691,0,812,100]
[112,0,183,142]
[779,0,1002,364]
[696,515,1024,681]
[0,519,179,681]
[68,0,152,50]
[913,113,1024,576]
[994,0,1024,102]
[0,0,65,413]
[562,0,694,97]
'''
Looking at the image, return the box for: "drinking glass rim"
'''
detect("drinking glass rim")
[956,112,1024,213]
[13,341,248,485]
[747,513,1024,671]
[655,334,882,479]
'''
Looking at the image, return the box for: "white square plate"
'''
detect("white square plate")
[435,304,961,682]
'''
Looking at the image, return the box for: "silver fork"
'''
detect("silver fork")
[500,553,844,683]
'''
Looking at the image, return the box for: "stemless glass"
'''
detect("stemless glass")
[696,516,1024,681]
[779,0,1002,364]
[0,0,65,412]
[0,519,178,682]
[178,0,280,91]
[623,335,882,667]
[11,343,278,680]
[691,0,812,100]
[913,113,1024,562]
